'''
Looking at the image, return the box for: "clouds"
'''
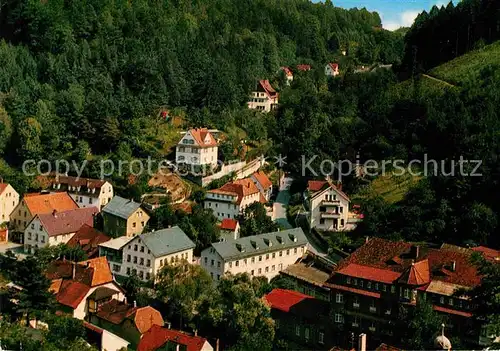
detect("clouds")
[383,10,421,31]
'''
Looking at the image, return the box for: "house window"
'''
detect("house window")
[346,277,351,284]
[127,255,131,262]
[146,273,150,280]
[217,261,221,268]
[320,218,325,225]
[335,293,344,303]
[89,198,93,204]
[259,256,262,261]
[305,328,310,341]
[404,289,410,299]
[251,270,254,275]
[146,259,151,267]
[367,281,372,289]
[272,253,275,259]
[265,267,269,273]
[211,259,215,266]
[113,264,120,272]
[266,254,269,260]
[127,267,131,275]
[139,271,144,279]
[272,265,275,271]
[31,223,34,229]
[440,296,445,304]
[294,248,297,254]
[41,236,45,243]
[334,314,343,323]
[319,332,324,344]
[251,257,255,263]
[258,268,262,274]
[235,260,239,267]
[133,222,136,228]
[360,280,364,287]
[391,285,396,293]
[228,262,232,268]
[286,249,290,255]
[382,284,387,292]
[295,325,300,336]
[140,258,144,265]
[140,246,144,252]
[204,257,208,265]
[375,283,379,290]
[134,245,138,251]
[353,278,358,286]
[133,256,138,264]
[279,251,283,257]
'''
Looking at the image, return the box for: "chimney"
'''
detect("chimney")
[365,236,369,244]
[451,260,456,272]
[414,245,420,259]
[358,333,366,351]
[133,300,137,308]
[52,209,57,217]
[167,322,172,329]
[194,329,198,336]
[72,262,76,280]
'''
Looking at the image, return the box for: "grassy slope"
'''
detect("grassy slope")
[354,170,421,204]
[429,41,500,85]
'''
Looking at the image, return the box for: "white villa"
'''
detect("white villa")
[176,128,218,168]
[247,80,279,112]
[325,62,340,77]
[201,228,309,282]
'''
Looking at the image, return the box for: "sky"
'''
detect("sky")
[327,0,454,30]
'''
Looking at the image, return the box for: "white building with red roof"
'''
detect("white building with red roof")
[250,171,273,201]
[0,182,19,225]
[176,128,218,168]
[280,66,294,85]
[204,177,265,221]
[137,324,213,351]
[248,80,279,112]
[325,62,340,77]
[305,179,350,231]
[219,218,240,241]
[24,207,98,251]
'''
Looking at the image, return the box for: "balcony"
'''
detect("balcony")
[352,322,359,327]
[384,309,391,315]
[321,211,341,219]
[321,199,340,206]
[353,302,360,309]
[369,306,377,313]
[369,326,376,332]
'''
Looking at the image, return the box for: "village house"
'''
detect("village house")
[264,288,334,350]
[296,64,312,71]
[176,128,218,169]
[89,299,164,349]
[24,207,98,252]
[250,171,273,202]
[102,196,150,237]
[305,180,351,231]
[10,192,78,234]
[325,62,340,77]
[247,80,279,112]
[280,66,294,85]
[46,256,125,320]
[99,236,135,277]
[219,218,240,242]
[325,238,488,347]
[67,224,111,259]
[204,178,264,221]
[83,321,130,351]
[0,182,19,225]
[137,324,214,351]
[200,228,309,282]
[121,226,195,282]
[43,174,114,211]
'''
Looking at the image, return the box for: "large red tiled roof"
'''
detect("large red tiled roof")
[280,67,293,77]
[137,325,209,351]
[252,171,273,189]
[307,180,328,192]
[23,192,78,216]
[210,178,260,205]
[37,207,98,237]
[56,280,90,309]
[187,128,217,148]
[327,283,381,298]
[398,259,430,286]
[220,218,238,231]
[66,224,110,258]
[472,246,500,262]
[433,305,472,318]
[259,80,278,99]
[96,299,163,334]
[296,64,311,71]
[332,238,482,288]
[265,288,312,313]
[337,263,401,284]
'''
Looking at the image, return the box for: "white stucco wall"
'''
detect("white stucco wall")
[0,184,19,224]
[309,188,349,231]
[247,92,278,112]
[73,282,124,320]
[101,328,130,351]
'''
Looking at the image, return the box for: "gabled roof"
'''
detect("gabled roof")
[337,263,401,284]
[472,246,500,261]
[208,178,260,205]
[308,180,350,201]
[264,288,329,320]
[41,174,108,196]
[398,259,430,286]
[138,226,195,258]
[220,218,238,232]
[296,64,311,71]
[327,62,339,70]
[66,224,110,258]
[23,192,78,216]
[252,171,273,190]
[185,128,217,148]
[209,227,308,261]
[258,80,278,99]
[56,280,91,309]
[138,325,209,351]
[96,299,163,334]
[102,196,143,220]
[36,207,98,237]
[0,183,14,196]
[307,180,328,192]
[78,257,114,286]
[280,66,293,77]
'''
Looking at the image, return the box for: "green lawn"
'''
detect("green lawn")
[354,170,421,204]
[429,41,500,85]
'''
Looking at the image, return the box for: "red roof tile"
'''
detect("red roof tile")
[56,280,90,309]
[83,321,103,335]
[37,207,98,237]
[398,259,430,286]
[96,300,163,334]
[0,183,8,196]
[252,171,273,189]
[328,62,339,71]
[264,288,313,313]
[187,128,217,148]
[210,178,260,205]
[220,218,238,231]
[337,263,401,284]
[280,67,293,77]
[472,246,500,262]
[66,224,110,258]
[327,283,381,298]
[137,325,209,351]
[23,192,78,216]
[433,305,472,318]
[307,180,328,192]
[78,257,113,287]
[296,64,311,71]
[259,80,278,99]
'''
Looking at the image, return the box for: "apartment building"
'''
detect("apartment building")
[121,226,195,282]
[24,207,98,251]
[325,238,485,347]
[175,128,218,168]
[305,180,350,231]
[200,228,309,282]
[43,174,114,210]
[247,80,279,112]
[102,196,150,237]
[204,178,264,221]
[0,183,19,225]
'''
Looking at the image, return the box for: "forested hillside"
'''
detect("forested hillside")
[0,0,403,169]
[401,0,500,72]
